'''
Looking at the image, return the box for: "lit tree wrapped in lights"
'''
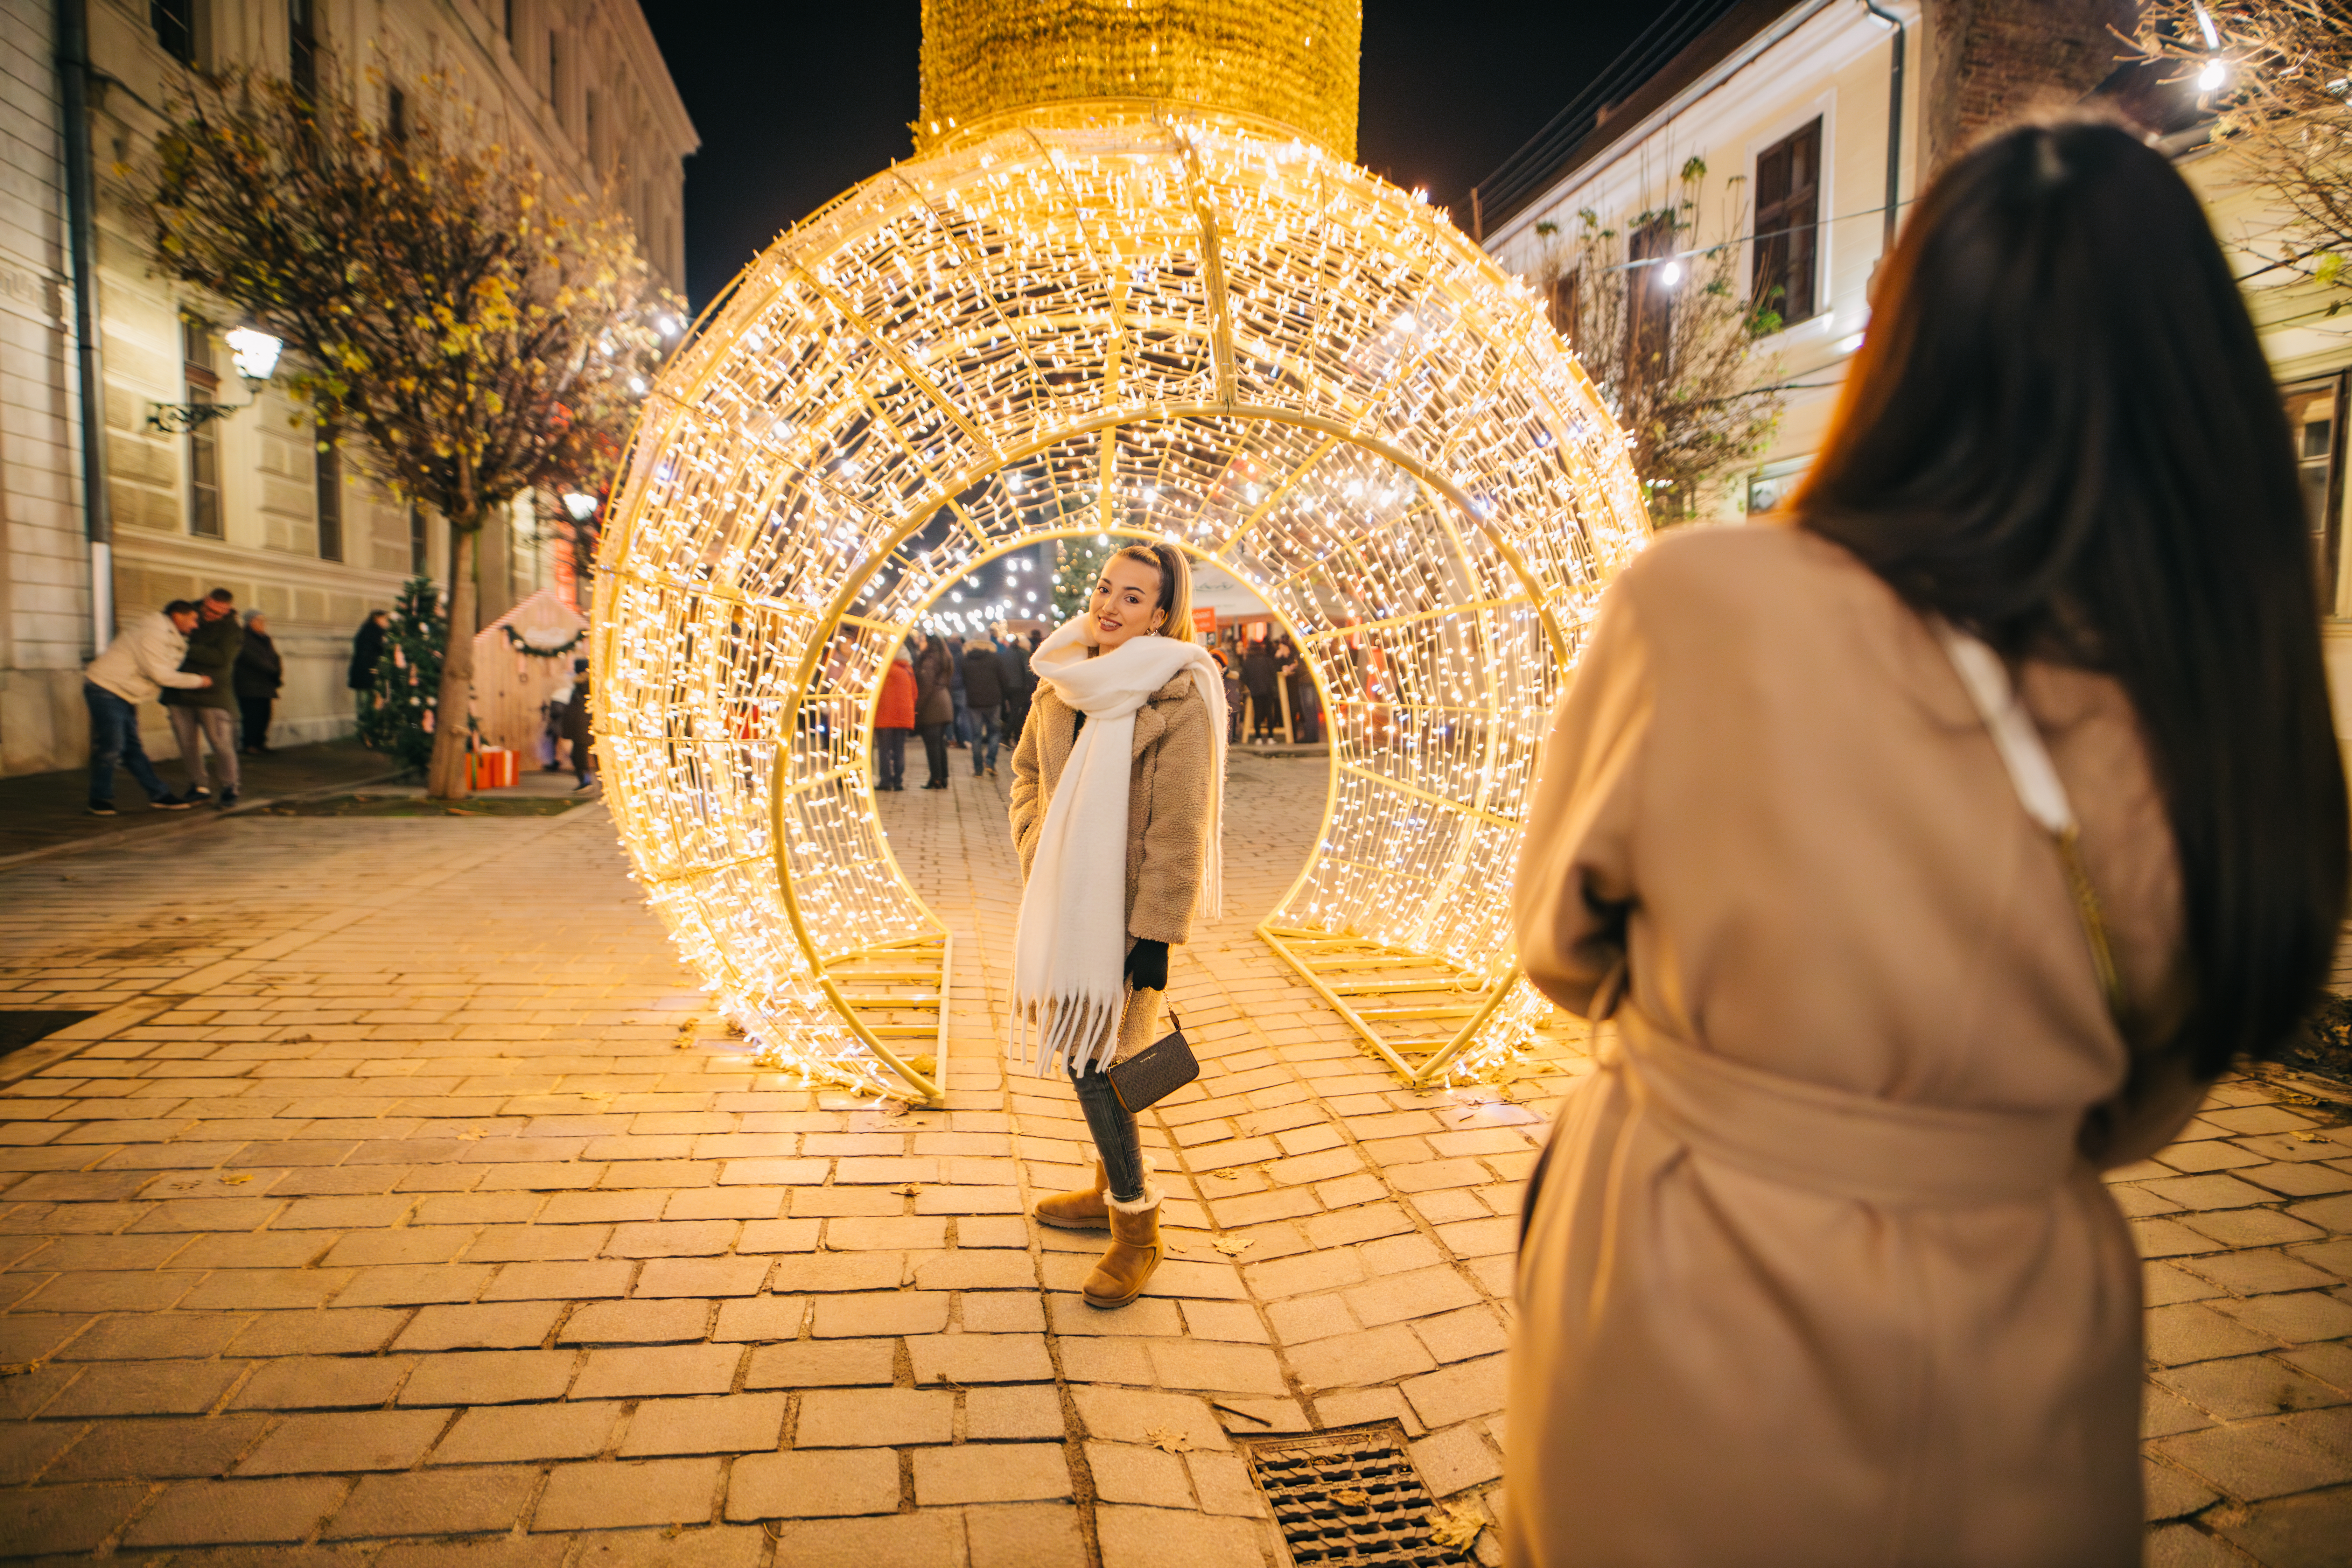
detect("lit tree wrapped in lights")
[130,64,679,798]
[593,0,1651,1098]
[1051,537,1117,623]
[359,576,448,771]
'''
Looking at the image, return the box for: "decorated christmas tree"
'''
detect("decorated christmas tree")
[361,576,449,771]
[1050,535,1115,624]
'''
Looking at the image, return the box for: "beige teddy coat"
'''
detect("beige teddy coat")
[1009,671,1215,1061]
[1507,524,2205,1567]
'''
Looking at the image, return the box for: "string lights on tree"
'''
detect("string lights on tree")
[592,0,1648,1096]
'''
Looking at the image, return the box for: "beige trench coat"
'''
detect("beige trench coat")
[1507,524,2203,1567]
[1009,672,1214,1061]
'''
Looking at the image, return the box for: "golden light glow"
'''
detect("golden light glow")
[593,98,1647,1097]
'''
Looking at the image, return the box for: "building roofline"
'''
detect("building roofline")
[1475,0,1810,237]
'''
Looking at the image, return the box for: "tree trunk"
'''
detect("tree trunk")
[426,525,478,800]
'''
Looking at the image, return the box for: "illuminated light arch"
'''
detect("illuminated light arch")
[593,103,1648,1100]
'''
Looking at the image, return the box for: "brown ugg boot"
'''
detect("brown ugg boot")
[1033,1160,1109,1231]
[1082,1184,1163,1309]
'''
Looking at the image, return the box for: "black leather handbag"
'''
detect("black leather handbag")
[1106,1007,1199,1112]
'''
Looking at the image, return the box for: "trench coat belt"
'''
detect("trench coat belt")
[1607,1018,2082,1207]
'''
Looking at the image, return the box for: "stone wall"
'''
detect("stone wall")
[1923,0,2135,169]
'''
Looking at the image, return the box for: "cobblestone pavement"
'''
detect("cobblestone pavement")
[0,752,2343,1564]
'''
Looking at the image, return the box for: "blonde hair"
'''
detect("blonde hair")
[1109,541,1193,640]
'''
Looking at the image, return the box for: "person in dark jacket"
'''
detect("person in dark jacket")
[997,629,1035,743]
[1214,646,1245,744]
[234,610,284,755]
[962,630,1006,777]
[562,657,596,790]
[912,631,954,789]
[947,638,971,748]
[1276,634,1316,744]
[165,588,244,806]
[874,647,916,791]
[1242,639,1282,743]
[349,610,388,733]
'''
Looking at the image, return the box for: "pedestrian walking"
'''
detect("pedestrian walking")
[947,637,971,749]
[164,588,244,807]
[962,629,1005,776]
[349,609,388,734]
[1241,638,1281,743]
[997,626,1035,743]
[561,657,596,791]
[912,630,954,789]
[1010,541,1226,1309]
[234,610,283,755]
[80,600,209,815]
[1213,646,1245,745]
[1275,634,1316,744]
[874,645,916,791]
[1504,120,2348,1568]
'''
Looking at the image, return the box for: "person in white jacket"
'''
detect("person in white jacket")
[82,601,211,816]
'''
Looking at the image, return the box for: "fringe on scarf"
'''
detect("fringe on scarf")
[1009,984,1124,1078]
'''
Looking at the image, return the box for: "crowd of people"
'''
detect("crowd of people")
[878,624,1042,790]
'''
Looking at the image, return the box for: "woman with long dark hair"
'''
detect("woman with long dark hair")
[1508,119,2346,1564]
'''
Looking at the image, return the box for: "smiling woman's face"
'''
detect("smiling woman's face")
[1090,553,1166,652]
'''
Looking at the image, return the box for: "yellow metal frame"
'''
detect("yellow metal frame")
[1258,923,1518,1087]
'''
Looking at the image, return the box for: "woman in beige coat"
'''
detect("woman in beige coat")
[1506,122,2347,1565]
[1010,542,1223,1308]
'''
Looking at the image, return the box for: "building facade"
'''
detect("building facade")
[0,0,694,777]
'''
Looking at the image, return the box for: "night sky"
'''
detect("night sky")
[643,1,1689,312]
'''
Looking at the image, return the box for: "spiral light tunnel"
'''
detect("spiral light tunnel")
[592,102,1649,1100]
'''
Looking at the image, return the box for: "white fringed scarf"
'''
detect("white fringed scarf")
[1011,618,1227,1077]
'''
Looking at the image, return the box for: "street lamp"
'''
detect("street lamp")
[147,326,285,433]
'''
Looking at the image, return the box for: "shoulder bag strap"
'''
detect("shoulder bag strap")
[1932,621,2127,1024]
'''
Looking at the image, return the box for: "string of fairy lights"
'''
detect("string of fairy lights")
[593,99,1647,1094]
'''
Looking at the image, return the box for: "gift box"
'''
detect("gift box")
[472,747,519,789]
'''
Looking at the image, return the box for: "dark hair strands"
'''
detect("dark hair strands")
[1791,116,2349,1078]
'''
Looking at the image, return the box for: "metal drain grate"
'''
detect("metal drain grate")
[1240,1421,1462,1566]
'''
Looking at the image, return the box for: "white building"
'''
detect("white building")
[1477,0,1923,524]
[0,0,695,777]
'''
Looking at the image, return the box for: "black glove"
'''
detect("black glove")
[1124,938,1168,992]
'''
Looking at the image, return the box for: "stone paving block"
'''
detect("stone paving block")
[666,1186,792,1220]
[1411,1423,1503,1496]
[768,1512,962,1567]
[430,1400,624,1464]
[23,1268,200,1312]
[1177,1300,1269,1343]
[124,1476,346,1546]
[401,1349,579,1406]
[911,1251,1040,1291]
[46,1357,247,1417]
[1070,1387,1231,1451]
[1400,1354,1508,1429]
[2211,1483,2352,1564]
[965,1502,1091,1568]
[796,1387,955,1447]
[0,1480,147,1553]
[2216,1288,2352,1344]
[1047,1292,1184,1338]
[907,1332,1055,1385]
[620,1393,786,1455]
[967,1384,1067,1440]
[2157,1354,2348,1420]
[2148,1303,2284,1366]
[561,1298,710,1344]
[570,1343,741,1399]
[574,1525,772,1568]
[607,1219,737,1257]
[915,1442,1071,1504]
[1088,1439,1190,1505]
[2157,1413,2352,1499]
[483,1259,636,1300]
[535,1456,721,1529]
[231,1354,416,1410]
[739,1218,824,1252]
[335,1263,495,1307]
[0,1420,85,1484]
[393,1301,564,1351]
[1146,1338,1290,1396]
[962,1292,1049,1333]
[175,1233,338,1269]
[1414,1304,1511,1365]
[634,1256,772,1297]
[714,1294,807,1341]
[62,1312,251,1361]
[237,1408,450,1474]
[1343,1265,1480,1328]
[958,1216,1031,1248]
[810,1289,948,1337]
[42,1413,272,1480]
[326,1465,538,1539]
[1184,1450,1266,1518]
[1286,1323,1436,1390]
[466,1224,609,1262]
[770,1253,905,1293]
[182,1267,357,1310]
[1094,1503,1273,1567]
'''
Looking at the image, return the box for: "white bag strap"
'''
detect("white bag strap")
[1932,620,2126,1022]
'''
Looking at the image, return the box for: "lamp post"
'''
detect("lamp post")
[147,327,284,433]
